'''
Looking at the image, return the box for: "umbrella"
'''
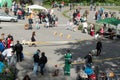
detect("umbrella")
[96,18,120,26]
[97,18,120,36]
[28,4,47,11]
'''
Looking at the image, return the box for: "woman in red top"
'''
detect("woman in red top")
[90,24,95,36]
[77,12,81,20]
[7,37,12,48]
[17,9,22,19]
[100,26,104,35]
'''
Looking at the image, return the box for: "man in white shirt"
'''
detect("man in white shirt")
[2,44,14,65]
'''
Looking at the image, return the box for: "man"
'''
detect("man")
[2,44,14,65]
[38,12,42,24]
[14,40,23,62]
[96,40,102,56]
[84,52,92,66]
[33,49,40,75]
[39,52,47,75]
[64,50,72,76]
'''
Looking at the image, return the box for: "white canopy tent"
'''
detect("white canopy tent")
[28,4,47,11]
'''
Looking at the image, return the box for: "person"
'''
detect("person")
[90,24,95,36]
[6,36,12,49]
[17,9,22,19]
[38,12,42,24]
[84,65,94,76]
[52,65,59,76]
[31,31,36,47]
[6,34,14,48]
[84,52,92,66]
[64,49,72,76]
[33,49,40,75]
[39,52,47,75]
[35,16,40,30]
[66,19,73,30]
[0,39,5,52]
[23,74,31,80]
[28,13,33,29]
[96,40,102,56]
[21,9,25,19]
[1,33,5,41]
[44,16,49,28]
[0,51,4,62]
[14,40,23,62]
[2,44,14,65]
[99,26,104,38]
[108,28,114,39]
[59,4,62,11]
[5,7,9,14]
[0,61,5,73]
[82,22,88,34]
[69,3,72,10]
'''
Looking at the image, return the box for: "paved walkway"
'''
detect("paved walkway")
[15,6,120,80]
[15,6,94,80]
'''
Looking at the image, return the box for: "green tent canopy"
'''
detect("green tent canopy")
[0,0,12,8]
[96,18,120,26]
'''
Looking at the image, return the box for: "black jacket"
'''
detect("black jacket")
[39,56,47,64]
[84,54,92,63]
[15,43,23,53]
[33,54,39,63]
[96,41,102,49]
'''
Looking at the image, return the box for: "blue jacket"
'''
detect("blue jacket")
[84,66,94,75]
[0,42,5,52]
[0,61,5,73]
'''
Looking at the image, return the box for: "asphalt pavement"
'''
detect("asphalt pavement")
[0,6,120,80]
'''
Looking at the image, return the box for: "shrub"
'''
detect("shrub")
[78,25,83,30]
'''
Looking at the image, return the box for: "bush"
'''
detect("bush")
[78,25,83,30]
[0,62,17,80]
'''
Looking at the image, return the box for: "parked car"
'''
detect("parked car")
[0,13,18,22]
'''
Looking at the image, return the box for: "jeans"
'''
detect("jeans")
[7,56,12,66]
[16,52,22,62]
[36,23,40,29]
[40,64,45,75]
[33,63,38,75]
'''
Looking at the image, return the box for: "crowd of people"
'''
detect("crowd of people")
[0,1,120,80]
[0,32,48,79]
[0,33,23,65]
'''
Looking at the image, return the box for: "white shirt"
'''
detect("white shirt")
[2,48,13,57]
[82,22,88,28]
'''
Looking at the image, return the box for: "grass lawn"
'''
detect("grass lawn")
[62,10,70,18]
[43,4,51,9]
[103,6,120,11]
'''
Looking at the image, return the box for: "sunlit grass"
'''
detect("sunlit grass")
[103,6,120,11]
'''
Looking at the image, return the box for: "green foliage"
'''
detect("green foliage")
[43,0,120,5]
[62,10,70,18]
[0,62,17,80]
[78,25,83,30]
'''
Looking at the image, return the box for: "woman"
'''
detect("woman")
[90,24,95,36]
[23,75,31,80]
[30,31,36,47]
[99,26,104,37]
